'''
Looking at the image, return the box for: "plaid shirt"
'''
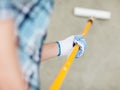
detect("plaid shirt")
[0,0,54,90]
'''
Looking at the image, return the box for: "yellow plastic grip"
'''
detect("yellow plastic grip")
[49,19,93,90]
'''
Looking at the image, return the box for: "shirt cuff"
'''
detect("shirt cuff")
[0,1,14,20]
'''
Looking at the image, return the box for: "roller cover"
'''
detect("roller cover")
[74,7,111,20]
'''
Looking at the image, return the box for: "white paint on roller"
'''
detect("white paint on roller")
[74,7,111,20]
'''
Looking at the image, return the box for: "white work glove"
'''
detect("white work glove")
[57,35,87,58]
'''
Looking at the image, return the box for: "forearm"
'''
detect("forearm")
[41,42,59,61]
[0,19,28,90]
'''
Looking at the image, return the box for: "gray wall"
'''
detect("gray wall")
[40,0,120,90]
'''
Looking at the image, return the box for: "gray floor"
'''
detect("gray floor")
[40,0,120,90]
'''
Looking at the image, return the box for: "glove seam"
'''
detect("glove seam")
[56,41,61,56]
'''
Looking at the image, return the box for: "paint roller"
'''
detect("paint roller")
[74,7,111,20]
[49,7,111,90]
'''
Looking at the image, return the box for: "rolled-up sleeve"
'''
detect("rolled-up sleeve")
[0,0,14,19]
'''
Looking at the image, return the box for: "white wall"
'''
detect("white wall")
[40,0,120,90]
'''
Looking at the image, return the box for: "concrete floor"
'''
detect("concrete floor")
[40,0,120,90]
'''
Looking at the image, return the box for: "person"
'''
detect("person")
[0,0,87,90]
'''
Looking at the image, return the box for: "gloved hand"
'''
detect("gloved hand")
[57,35,87,58]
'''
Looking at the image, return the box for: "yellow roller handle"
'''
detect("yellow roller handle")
[49,18,93,90]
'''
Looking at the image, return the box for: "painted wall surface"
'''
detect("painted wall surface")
[40,0,120,90]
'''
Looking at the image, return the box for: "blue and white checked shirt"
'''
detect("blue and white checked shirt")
[0,0,54,90]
